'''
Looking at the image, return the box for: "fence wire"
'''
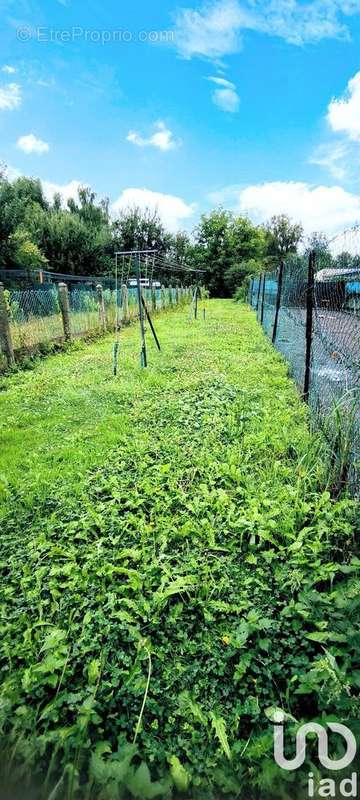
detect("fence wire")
[0,283,195,372]
[8,288,63,350]
[249,253,360,495]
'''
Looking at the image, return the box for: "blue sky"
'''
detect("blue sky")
[2,0,360,235]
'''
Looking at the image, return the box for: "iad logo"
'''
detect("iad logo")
[274,723,356,771]
[274,722,358,798]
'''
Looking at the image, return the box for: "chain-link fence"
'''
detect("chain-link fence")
[249,253,360,495]
[0,282,194,372]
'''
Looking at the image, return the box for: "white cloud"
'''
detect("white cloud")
[211,180,360,236]
[213,86,240,111]
[111,188,196,232]
[16,133,50,155]
[173,0,360,60]
[37,79,54,88]
[207,75,236,89]
[42,179,83,205]
[1,65,17,74]
[127,121,180,151]
[309,71,360,182]
[207,74,240,111]
[0,82,21,110]
[327,71,360,141]
[250,0,360,46]
[174,0,248,59]
[309,142,351,180]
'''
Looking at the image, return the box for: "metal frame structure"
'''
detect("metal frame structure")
[114,249,205,370]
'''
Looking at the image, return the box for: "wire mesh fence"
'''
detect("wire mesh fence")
[249,252,360,495]
[0,281,195,373]
[7,288,64,351]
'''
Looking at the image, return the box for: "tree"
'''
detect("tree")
[10,229,48,271]
[192,209,235,296]
[167,231,192,264]
[223,217,265,294]
[0,166,306,289]
[11,176,48,212]
[306,231,330,256]
[32,210,113,275]
[112,206,168,254]
[23,187,114,276]
[0,172,19,268]
[0,172,49,270]
[265,214,303,261]
[304,232,332,271]
[68,186,110,228]
[224,259,260,296]
[192,209,265,296]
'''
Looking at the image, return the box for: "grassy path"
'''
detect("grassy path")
[0,299,309,511]
[0,300,358,799]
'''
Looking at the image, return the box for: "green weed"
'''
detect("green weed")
[0,301,358,799]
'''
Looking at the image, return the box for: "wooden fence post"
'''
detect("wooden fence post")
[0,282,15,367]
[96,284,106,331]
[58,282,71,341]
[303,251,315,403]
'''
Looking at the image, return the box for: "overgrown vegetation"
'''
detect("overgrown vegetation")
[0,301,359,799]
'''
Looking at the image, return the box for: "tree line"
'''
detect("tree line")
[1,168,338,295]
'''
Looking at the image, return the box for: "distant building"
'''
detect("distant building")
[128,278,161,289]
[315,267,360,311]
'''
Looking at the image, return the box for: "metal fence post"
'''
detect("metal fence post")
[272,260,284,343]
[194,286,199,319]
[58,282,71,341]
[96,284,106,331]
[260,273,266,325]
[303,251,315,403]
[248,277,254,304]
[256,274,263,314]
[0,282,15,367]
[135,256,147,368]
